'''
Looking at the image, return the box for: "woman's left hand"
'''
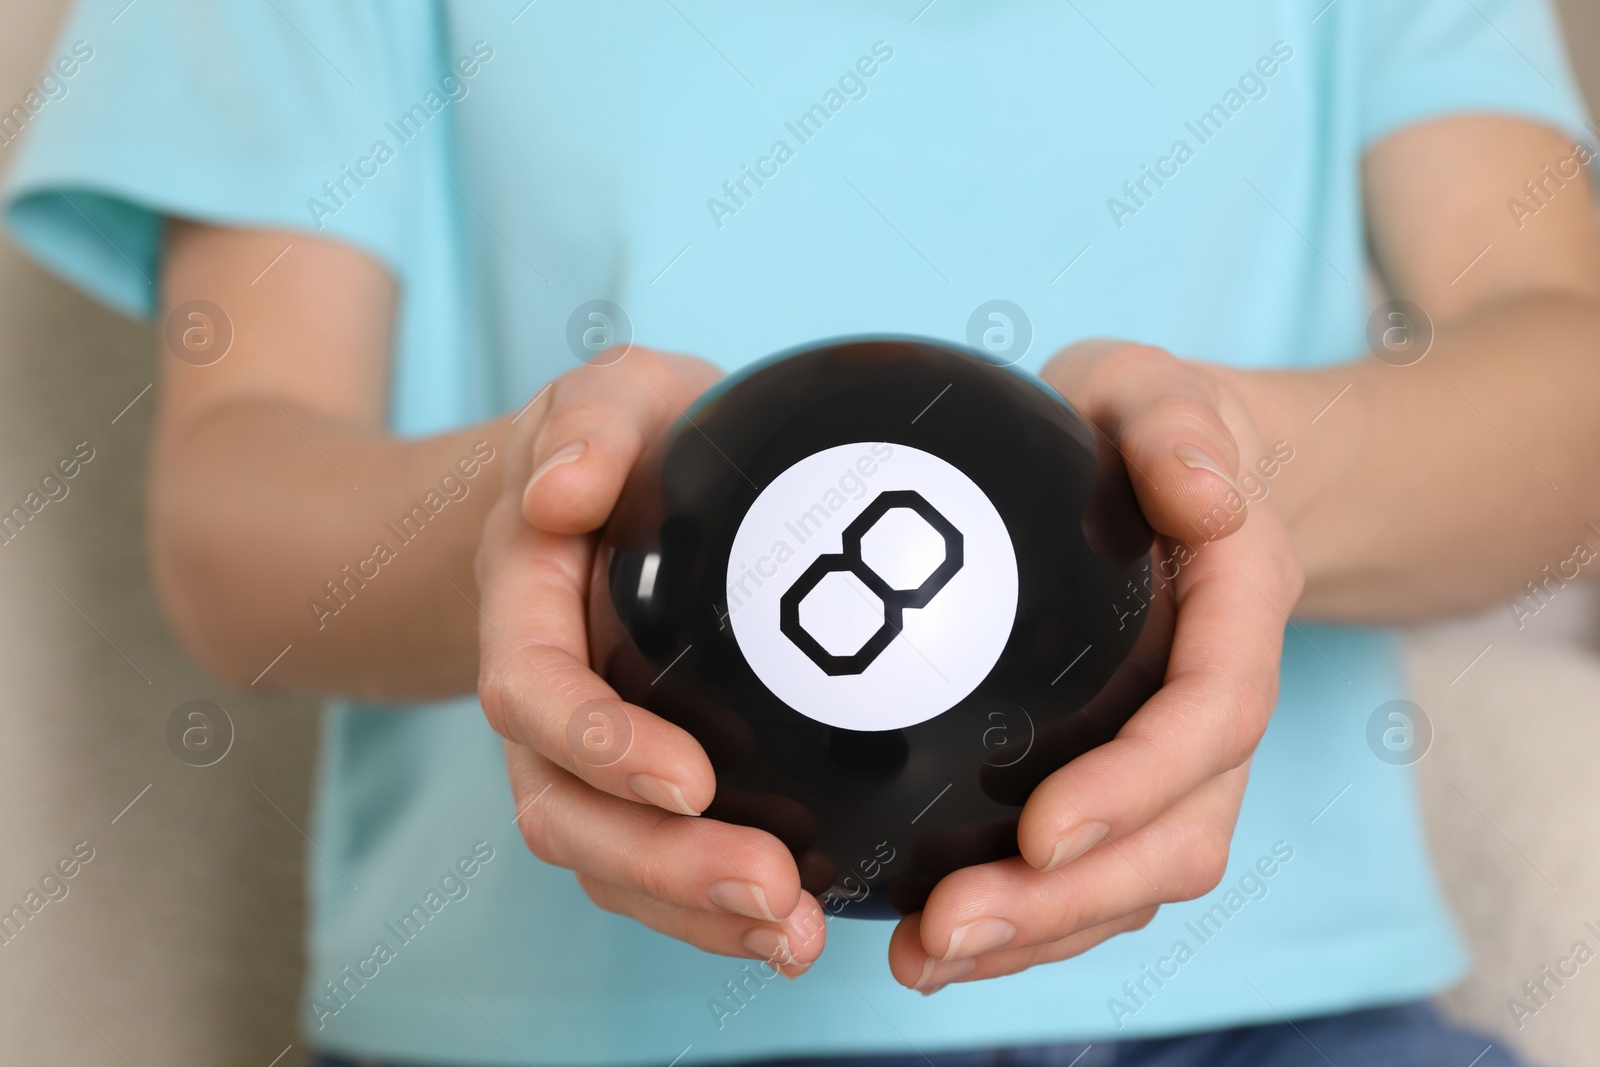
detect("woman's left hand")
[888,339,1305,993]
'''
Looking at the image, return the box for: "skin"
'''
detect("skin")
[152,115,1600,989]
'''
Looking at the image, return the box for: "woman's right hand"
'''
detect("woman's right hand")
[474,347,826,974]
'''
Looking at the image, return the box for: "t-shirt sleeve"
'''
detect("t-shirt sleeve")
[2,0,443,319]
[1358,0,1594,153]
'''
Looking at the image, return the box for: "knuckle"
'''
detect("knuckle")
[645,354,703,405]
[1257,677,1282,724]
[566,699,636,769]
[517,378,564,433]
[1219,699,1253,769]
[515,805,562,867]
[1220,689,1269,770]
[574,872,624,915]
[537,376,568,417]
[629,825,692,903]
[477,665,516,739]
[481,646,588,749]
[1104,342,1177,378]
[1278,552,1307,604]
[537,397,625,448]
[628,847,670,900]
[1171,843,1230,901]
[634,346,675,379]
[786,901,829,955]
[590,344,631,366]
[1146,395,1230,443]
[994,868,1090,935]
[1056,893,1096,934]
[672,353,722,392]
[585,345,665,391]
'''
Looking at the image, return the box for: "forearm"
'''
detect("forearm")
[151,393,511,699]
[1228,290,1600,622]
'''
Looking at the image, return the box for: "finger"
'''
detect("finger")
[522,351,721,535]
[507,743,803,920]
[911,769,1246,972]
[1016,512,1300,872]
[889,905,1159,992]
[1043,342,1248,543]
[475,503,716,814]
[577,873,827,975]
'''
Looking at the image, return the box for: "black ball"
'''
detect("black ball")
[589,338,1173,918]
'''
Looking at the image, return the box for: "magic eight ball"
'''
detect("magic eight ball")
[588,338,1174,918]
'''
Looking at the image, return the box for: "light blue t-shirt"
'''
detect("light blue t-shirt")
[6,2,1592,1064]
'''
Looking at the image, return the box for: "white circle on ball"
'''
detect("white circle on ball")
[725,442,1019,731]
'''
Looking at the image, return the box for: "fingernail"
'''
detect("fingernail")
[707,880,780,922]
[627,773,700,817]
[914,955,975,992]
[778,961,812,980]
[526,440,587,491]
[1043,820,1110,871]
[740,926,795,965]
[942,918,1016,961]
[1174,444,1236,490]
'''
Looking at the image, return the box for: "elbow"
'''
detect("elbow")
[148,479,292,690]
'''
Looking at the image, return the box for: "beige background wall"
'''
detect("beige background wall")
[0,3,1597,1065]
[0,4,317,1064]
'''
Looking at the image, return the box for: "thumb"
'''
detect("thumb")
[522,351,720,536]
[1046,343,1248,546]
[1115,400,1247,544]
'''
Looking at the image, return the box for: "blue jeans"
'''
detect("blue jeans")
[312,1001,1532,1067]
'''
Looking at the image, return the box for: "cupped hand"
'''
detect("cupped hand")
[889,340,1305,993]
[474,347,825,975]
